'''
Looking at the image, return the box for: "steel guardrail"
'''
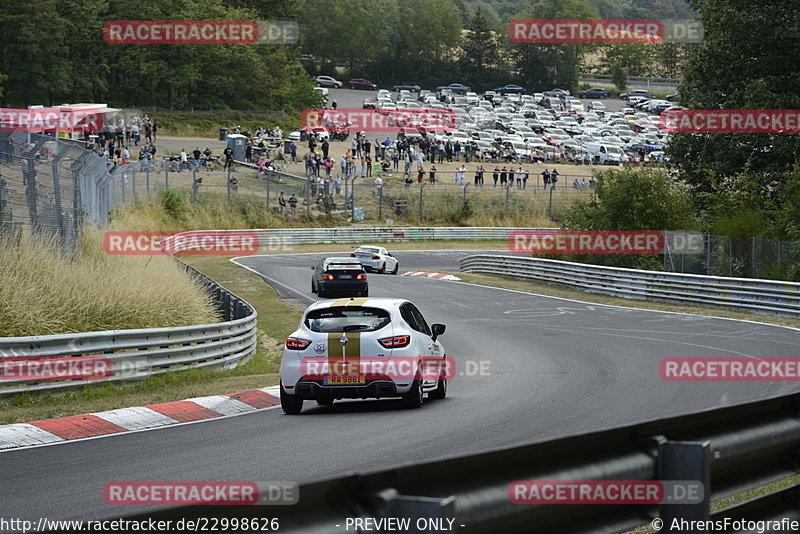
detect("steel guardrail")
[226,226,551,245]
[459,254,800,318]
[0,262,257,396]
[127,392,800,533]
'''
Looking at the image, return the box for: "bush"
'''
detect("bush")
[160,189,189,222]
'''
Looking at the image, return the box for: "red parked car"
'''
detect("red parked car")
[349,78,378,90]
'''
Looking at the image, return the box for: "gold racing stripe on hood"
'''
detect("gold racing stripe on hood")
[327,332,361,376]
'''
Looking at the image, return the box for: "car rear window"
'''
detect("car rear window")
[355,247,380,254]
[305,307,390,333]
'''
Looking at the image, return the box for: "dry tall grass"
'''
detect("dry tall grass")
[0,230,220,337]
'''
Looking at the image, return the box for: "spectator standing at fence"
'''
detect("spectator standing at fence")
[132,124,140,146]
[541,169,550,189]
[192,147,201,168]
[523,168,529,189]
[144,122,151,143]
[152,121,158,142]
[516,167,523,189]
[550,168,559,189]
[437,140,444,164]
[429,165,437,184]
[289,141,297,162]
[474,166,483,187]
[0,177,11,225]
[278,192,286,215]
[203,147,213,171]
[499,166,507,188]
[245,141,253,163]
[179,149,188,172]
[321,139,330,159]
[493,167,499,188]
[288,194,298,216]
[334,176,342,196]
[223,146,233,169]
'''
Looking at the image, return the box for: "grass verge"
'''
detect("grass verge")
[0,255,302,424]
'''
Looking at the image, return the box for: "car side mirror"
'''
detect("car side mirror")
[311,266,316,271]
[431,323,446,341]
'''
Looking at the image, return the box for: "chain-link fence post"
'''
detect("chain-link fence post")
[419,183,426,223]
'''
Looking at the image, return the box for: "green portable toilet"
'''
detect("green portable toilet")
[226,134,247,162]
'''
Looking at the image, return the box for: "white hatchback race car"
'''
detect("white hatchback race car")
[279,297,447,414]
[351,245,399,274]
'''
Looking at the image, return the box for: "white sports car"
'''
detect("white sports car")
[279,297,447,414]
[351,245,399,274]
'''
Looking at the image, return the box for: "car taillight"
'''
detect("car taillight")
[357,274,367,280]
[286,338,312,350]
[323,274,334,280]
[378,335,411,348]
[372,255,381,260]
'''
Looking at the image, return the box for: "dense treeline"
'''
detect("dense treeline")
[0,0,692,108]
[0,0,319,110]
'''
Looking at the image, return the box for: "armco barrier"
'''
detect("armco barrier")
[460,254,800,318]
[128,392,800,533]
[0,262,257,397]
[243,226,548,245]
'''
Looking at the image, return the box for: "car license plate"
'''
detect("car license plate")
[325,374,365,385]
[338,275,352,279]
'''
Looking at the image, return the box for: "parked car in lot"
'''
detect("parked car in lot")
[437,83,471,95]
[495,84,526,95]
[362,98,377,109]
[666,92,680,102]
[311,257,368,298]
[349,78,378,90]
[621,89,651,101]
[315,75,342,88]
[393,82,421,92]
[278,298,448,414]
[543,88,570,97]
[579,87,608,99]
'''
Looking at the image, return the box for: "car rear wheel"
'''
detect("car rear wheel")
[429,372,447,399]
[311,281,317,294]
[280,383,303,414]
[379,262,386,274]
[334,83,341,88]
[391,263,399,275]
[401,374,424,409]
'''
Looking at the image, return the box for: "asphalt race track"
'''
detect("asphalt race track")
[3,250,799,523]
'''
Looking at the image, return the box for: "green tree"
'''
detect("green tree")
[459,7,508,91]
[561,167,698,268]
[665,0,800,227]
[511,0,598,92]
[610,62,627,91]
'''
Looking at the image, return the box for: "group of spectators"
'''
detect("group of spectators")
[84,116,161,165]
